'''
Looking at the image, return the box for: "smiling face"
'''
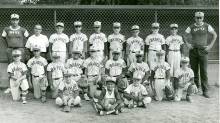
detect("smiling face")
[113,26,120,34]
[133,78,141,86]
[112,52,120,60]
[94,26,101,33]
[12,55,21,62]
[136,55,143,63]
[75,25,82,32]
[152,27,159,33]
[11,19,19,27]
[56,26,64,34]
[132,29,139,36]
[34,25,42,36]
[72,52,80,59]
[170,27,178,35]
[106,81,115,91]
[195,16,204,24]
[33,50,41,57]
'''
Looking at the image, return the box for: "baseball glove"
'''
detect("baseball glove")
[116,76,129,92]
[190,84,198,94]
[165,85,174,99]
[39,76,48,90]
[138,92,144,102]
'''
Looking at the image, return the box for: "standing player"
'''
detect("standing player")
[145,22,166,69]
[126,25,144,66]
[7,49,29,104]
[165,24,184,84]
[69,21,88,58]
[49,22,69,63]
[107,22,125,59]
[89,21,107,62]
[174,57,198,102]
[27,45,48,103]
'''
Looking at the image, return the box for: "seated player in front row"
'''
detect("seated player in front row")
[55,71,81,112]
[173,57,198,103]
[123,74,152,108]
[27,45,48,103]
[93,77,123,116]
[7,49,29,104]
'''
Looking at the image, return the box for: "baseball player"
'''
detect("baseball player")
[69,21,88,58]
[93,77,123,116]
[7,49,29,104]
[174,57,198,103]
[83,45,103,100]
[55,71,81,112]
[47,52,65,99]
[27,45,48,103]
[145,22,166,69]
[89,21,107,62]
[126,25,144,66]
[49,22,69,63]
[165,23,184,84]
[123,74,152,108]
[107,22,125,59]
[151,50,172,101]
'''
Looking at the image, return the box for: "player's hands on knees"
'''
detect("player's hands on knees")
[186,43,193,50]
[191,84,198,94]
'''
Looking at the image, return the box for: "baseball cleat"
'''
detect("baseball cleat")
[84,94,90,101]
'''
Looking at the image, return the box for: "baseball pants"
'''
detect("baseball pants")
[52,78,63,99]
[124,96,151,106]
[127,52,136,66]
[32,75,48,99]
[174,83,193,101]
[95,50,104,63]
[56,96,81,106]
[167,51,181,77]
[87,75,101,98]
[153,79,166,101]
[147,50,157,69]
[10,78,29,101]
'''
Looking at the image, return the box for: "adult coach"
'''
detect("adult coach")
[184,12,217,98]
[2,13,29,63]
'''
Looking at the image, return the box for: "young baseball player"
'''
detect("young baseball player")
[174,57,198,103]
[69,21,88,58]
[27,45,48,102]
[107,22,125,59]
[55,71,81,112]
[151,50,173,101]
[93,77,123,116]
[165,23,184,84]
[126,25,144,66]
[49,22,69,63]
[7,49,29,104]
[83,45,103,101]
[89,21,107,62]
[145,22,166,69]
[123,74,152,108]
[47,52,65,99]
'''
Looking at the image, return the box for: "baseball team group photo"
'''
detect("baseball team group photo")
[0,1,219,123]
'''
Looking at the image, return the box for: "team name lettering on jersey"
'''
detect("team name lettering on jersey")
[109,62,122,68]
[149,38,162,43]
[53,37,66,43]
[91,36,105,42]
[193,27,205,32]
[88,62,100,67]
[68,62,82,69]
[109,38,123,43]
[11,67,23,72]
[131,39,143,45]
[51,66,64,71]
[30,61,45,67]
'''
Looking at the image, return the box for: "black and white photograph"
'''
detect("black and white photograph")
[0,0,219,123]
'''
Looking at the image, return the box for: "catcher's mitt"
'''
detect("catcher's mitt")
[189,84,198,94]
[116,76,129,92]
[39,76,48,90]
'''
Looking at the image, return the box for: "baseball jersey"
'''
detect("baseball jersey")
[65,58,84,75]
[174,67,194,87]
[59,80,78,96]
[127,36,144,52]
[83,57,102,76]
[25,34,49,52]
[125,83,148,96]
[128,62,150,79]
[7,61,28,79]
[49,33,69,52]
[108,33,125,51]
[145,33,165,51]
[70,33,88,52]
[47,61,65,79]
[152,61,170,79]
[27,56,48,76]
[89,33,107,50]
[2,26,29,47]
[105,59,126,76]
[185,22,214,46]
[166,35,184,50]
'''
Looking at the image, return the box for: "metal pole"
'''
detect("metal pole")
[54,10,57,26]
[154,11,158,22]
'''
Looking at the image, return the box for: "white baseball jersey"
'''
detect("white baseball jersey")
[145,33,165,51]
[49,33,69,52]
[152,61,170,78]
[174,67,194,87]
[7,62,28,78]
[125,83,148,96]
[128,62,150,79]
[165,35,184,50]
[47,61,65,79]
[70,33,88,51]
[25,34,49,52]
[105,59,126,76]
[127,36,144,52]
[27,56,48,76]
[108,33,125,51]
[59,80,78,96]
[83,57,102,76]
[65,58,84,75]
[89,33,107,50]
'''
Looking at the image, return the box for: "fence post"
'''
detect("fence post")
[154,11,158,23]
[54,9,57,26]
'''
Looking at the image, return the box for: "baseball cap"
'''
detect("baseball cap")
[113,22,121,27]
[133,73,142,80]
[195,12,204,17]
[72,48,82,54]
[131,25,139,30]
[52,52,60,58]
[170,23,178,28]
[56,22,64,27]
[12,49,22,56]
[94,21,101,27]
[11,14,19,20]
[136,51,144,56]
[106,77,116,84]
[181,57,190,63]
[64,70,74,77]
[112,48,121,54]
[89,45,97,52]
[32,45,41,51]
[74,21,82,26]
[151,22,160,28]
[156,50,165,56]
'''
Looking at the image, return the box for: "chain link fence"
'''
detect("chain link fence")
[0,6,218,62]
